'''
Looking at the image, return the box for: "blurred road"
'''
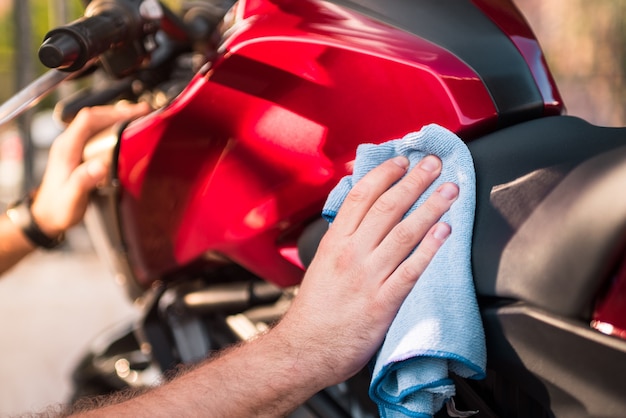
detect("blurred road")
[0,225,138,416]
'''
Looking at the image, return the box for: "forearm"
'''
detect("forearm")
[0,213,36,276]
[74,327,327,417]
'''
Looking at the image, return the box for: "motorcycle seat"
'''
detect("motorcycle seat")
[470,115,626,319]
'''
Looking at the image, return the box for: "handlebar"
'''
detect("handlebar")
[0,70,76,127]
[0,0,226,127]
[38,0,163,74]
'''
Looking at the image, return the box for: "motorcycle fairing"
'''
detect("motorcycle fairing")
[325,0,563,124]
[117,0,527,289]
[110,0,626,327]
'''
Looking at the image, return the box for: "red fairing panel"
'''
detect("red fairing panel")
[593,255,626,340]
[117,0,497,288]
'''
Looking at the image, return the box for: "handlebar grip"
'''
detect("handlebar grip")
[38,0,164,74]
[39,12,129,72]
[38,34,82,69]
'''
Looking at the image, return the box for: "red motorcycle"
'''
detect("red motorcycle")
[4,0,626,416]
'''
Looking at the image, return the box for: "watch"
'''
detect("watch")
[6,194,65,249]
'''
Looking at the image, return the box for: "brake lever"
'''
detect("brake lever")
[0,69,82,127]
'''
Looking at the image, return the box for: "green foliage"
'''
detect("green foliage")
[0,0,84,100]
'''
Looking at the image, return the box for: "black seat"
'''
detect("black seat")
[470,115,626,318]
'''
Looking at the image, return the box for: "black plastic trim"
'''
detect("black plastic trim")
[478,302,626,417]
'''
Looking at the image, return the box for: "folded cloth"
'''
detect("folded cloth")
[322,124,486,417]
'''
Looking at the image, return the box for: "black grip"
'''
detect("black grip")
[39,12,129,72]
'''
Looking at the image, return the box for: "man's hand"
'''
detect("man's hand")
[274,154,458,388]
[31,102,150,238]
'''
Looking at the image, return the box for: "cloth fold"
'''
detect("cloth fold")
[322,124,486,417]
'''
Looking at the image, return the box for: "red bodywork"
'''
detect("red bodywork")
[593,256,626,339]
[116,0,559,289]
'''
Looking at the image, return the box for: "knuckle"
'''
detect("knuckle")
[317,233,357,267]
[391,223,419,246]
[397,179,423,196]
[401,169,432,191]
[392,181,417,199]
[416,238,439,260]
[332,250,353,271]
[395,247,435,283]
[372,194,398,215]
[48,133,69,156]
[420,194,452,219]
[345,182,371,204]
[332,247,365,277]
[395,262,422,285]
[49,130,76,156]
[74,107,95,124]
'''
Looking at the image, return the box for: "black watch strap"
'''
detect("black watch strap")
[6,194,65,249]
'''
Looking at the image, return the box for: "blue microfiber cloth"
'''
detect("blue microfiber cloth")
[322,124,486,417]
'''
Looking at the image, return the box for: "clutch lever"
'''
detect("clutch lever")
[0,68,83,127]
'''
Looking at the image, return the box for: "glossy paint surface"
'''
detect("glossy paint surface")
[117,0,557,288]
[593,257,626,340]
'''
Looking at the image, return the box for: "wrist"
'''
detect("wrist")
[6,193,65,249]
[268,320,337,392]
[29,194,64,238]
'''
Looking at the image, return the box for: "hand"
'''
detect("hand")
[30,102,151,238]
[274,154,459,388]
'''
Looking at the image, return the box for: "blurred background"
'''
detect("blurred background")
[518,0,626,127]
[0,1,138,416]
[0,0,625,416]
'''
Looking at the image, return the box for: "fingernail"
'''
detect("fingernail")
[391,156,409,169]
[420,155,440,172]
[437,183,459,200]
[433,223,451,240]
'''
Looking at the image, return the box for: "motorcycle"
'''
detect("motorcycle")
[3,0,626,416]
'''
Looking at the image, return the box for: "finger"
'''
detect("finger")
[63,159,108,206]
[51,103,151,165]
[65,103,149,139]
[371,182,458,278]
[31,158,108,236]
[353,155,442,248]
[330,156,409,236]
[378,222,451,308]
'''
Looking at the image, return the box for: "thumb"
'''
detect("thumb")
[68,159,108,198]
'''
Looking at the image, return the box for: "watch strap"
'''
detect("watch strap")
[6,194,65,249]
